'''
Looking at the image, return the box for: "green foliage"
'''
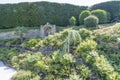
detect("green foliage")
[0,2,87,28]
[11,56,19,69]
[63,30,82,53]
[0,48,18,63]
[69,16,76,26]
[12,70,32,80]
[14,26,27,43]
[79,28,92,39]
[79,10,91,24]
[84,15,99,27]
[76,39,97,53]
[20,53,42,70]
[22,38,41,50]
[69,73,82,80]
[91,1,120,21]
[1,26,120,80]
[91,9,108,23]
[32,75,41,80]
[76,65,91,79]
[76,40,120,80]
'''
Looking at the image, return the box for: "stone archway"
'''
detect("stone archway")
[40,22,56,38]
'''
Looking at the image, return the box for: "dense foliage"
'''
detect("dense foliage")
[90,1,120,22]
[91,9,108,23]
[69,16,77,26]
[84,15,99,27]
[0,1,87,28]
[79,10,91,24]
[0,23,120,80]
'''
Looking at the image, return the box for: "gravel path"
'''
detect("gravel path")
[0,61,16,80]
[0,29,40,40]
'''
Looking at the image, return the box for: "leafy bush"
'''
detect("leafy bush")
[69,73,82,80]
[76,39,97,53]
[0,48,18,64]
[69,16,76,26]
[76,41,120,80]
[63,30,82,53]
[84,15,99,27]
[79,10,91,24]
[79,28,92,39]
[14,26,27,43]
[32,75,41,80]
[90,1,120,21]
[76,65,91,79]
[12,70,32,80]
[20,53,42,70]
[91,9,108,23]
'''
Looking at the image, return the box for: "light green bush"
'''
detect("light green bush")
[69,16,76,26]
[79,28,92,39]
[79,10,91,24]
[76,39,97,52]
[12,70,32,80]
[91,9,108,23]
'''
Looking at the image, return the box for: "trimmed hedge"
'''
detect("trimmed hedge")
[0,1,87,28]
[91,9,108,24]
[90,1,120,22]
[79,10,91,24]
[84,15,99,27]
[69,16,76,26]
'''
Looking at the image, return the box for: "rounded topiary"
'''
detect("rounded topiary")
[91,9,108,24]
[79,10,91,24]
[84,15,99,27]
[69,16,76,26]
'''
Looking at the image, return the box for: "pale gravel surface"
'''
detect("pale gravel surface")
[0,61,16,80]
[0,29,40,40]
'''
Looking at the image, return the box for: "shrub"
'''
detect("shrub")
[84,15,99,27]
[69,16,76,26]
[79,10,91,24]
[63,30,82,53]
[69,73,82,80]
[14,26,27,43]
[32,75,41,80]
[90,1,120,21]
[21,54,41,70]
[76,39,97,53]
[12,70,32,80]
[91,9,108,23]
[79,28,91,39]
[76,65,91,79]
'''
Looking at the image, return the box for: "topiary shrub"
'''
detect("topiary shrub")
[79,10,91,25]
[84,15,99,27]
[69,16,76,26]
[91,9,108,24]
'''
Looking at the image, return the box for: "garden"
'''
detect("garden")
[0,0,120,80]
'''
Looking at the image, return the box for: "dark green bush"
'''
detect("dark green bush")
[0,2,87,28]
[91,9,108,23]
[69,16,76,26]
[90,1,120,21]
[84,15,99,27]
[79,10,91,24]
